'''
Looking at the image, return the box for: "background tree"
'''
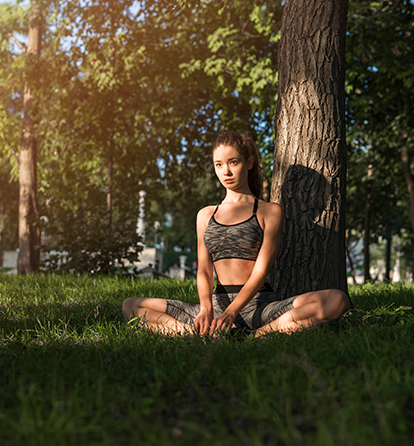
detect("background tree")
[270,0,349,298]
[0,164,18,267]
[17,1,43,273]
[346,0,414,278]
[0,1,44,273]
[0,3,21,267]
[3,0,414,279]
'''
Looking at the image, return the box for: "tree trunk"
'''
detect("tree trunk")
[345,228,357,285]
[18,4,42,274]
[0,200,4,267]
[270,0,349,298]
[401,147,414,277]
[363,161,373,282]
[261,171,271,202]
[107,136,113,241]
[384,233,391,282]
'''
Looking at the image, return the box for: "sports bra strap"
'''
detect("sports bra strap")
[252,197,258,214]
[213,198,258,215]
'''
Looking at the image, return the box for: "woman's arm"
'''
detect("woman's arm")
[194,206,216,335]
[210,202,284,332]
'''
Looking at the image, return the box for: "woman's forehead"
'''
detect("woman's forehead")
[213,144,240,160]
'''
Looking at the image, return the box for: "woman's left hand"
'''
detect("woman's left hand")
[210,311,235,335]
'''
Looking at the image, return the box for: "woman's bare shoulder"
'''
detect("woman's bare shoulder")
[197,205,217,227]
[258,201,284,227]
[258,201,284,218]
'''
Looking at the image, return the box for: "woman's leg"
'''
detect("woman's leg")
[122,297,193,335]
[255,289,350,337]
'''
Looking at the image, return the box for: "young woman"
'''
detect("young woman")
[122,131,350,337]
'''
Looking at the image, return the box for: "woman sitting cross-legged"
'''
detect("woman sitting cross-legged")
[122,131,351,337]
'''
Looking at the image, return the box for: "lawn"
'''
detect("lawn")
[0,275,413,445]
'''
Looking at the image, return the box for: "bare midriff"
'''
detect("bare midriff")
[214,258,255,286]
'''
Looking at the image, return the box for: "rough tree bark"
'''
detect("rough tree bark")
[18,4,42,274]
[270,0,349,298]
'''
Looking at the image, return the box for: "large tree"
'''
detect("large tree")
[270,0,349,298]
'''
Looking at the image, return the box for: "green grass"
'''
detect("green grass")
[0,276,414,445]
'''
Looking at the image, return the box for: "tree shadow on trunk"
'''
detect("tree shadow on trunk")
[270,164,346,299]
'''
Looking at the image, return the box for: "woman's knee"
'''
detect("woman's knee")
[122,297,167,321]
[122,297,145,320]
[307,289,349,322]
[323,289,350,320]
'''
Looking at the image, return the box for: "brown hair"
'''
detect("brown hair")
[212,131,263,198]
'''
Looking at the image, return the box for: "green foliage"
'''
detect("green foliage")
[162,250,197,273]
[41,206,143,275]
[0,3,27,254]
[346,0,414,266]
[0,159,18,251]
[1,0,283,257]
[0,277,414,444]
[2,0,413,272]
[178,0,282,181]
[154,162,223,251]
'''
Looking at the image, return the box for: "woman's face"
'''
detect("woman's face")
[213,144,253,191]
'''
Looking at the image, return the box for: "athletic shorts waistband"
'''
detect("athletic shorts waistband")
[215,282,274,294]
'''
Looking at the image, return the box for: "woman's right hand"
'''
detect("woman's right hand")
[194,308,214,335]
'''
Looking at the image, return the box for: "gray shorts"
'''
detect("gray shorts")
[165,283,298,331]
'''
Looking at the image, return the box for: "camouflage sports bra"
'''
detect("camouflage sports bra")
[204,198,263,262]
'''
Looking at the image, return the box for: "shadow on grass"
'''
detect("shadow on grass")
[0,301,124,338]
[1,323,414,446]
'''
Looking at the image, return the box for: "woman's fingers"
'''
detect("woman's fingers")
[209,317,231,336]
[209,318,218,336]
[196,314,234,336]
[194,315,212,336]
[200,321,208,335]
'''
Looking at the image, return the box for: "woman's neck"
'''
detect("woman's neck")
[222,189,255,204]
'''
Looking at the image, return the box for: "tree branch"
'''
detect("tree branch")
[8,33,27,52]
[241,19,263,39]
[349,0,402,20]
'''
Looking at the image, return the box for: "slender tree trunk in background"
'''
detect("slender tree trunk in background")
[401,147,414,277]
[0,201,4,267]
[18,4,41,274]
[270,0,349,298]
[106,22,116,250]
[384,233,391,282]
[107,135,114,242]
[261,171,270,202]
[346,228,357,285]
[363,162,373,283]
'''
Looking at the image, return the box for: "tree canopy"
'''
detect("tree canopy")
[1,0,414,276]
